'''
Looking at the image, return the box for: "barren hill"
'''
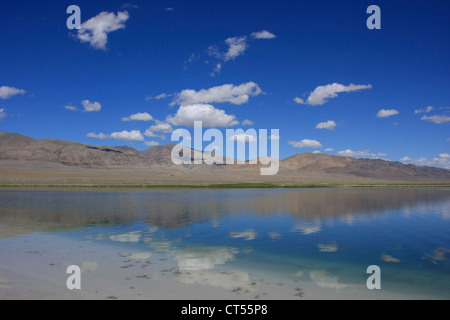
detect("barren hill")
[0,132,156,168]
[0,131,449,185]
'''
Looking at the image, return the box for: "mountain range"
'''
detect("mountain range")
[0,131,449,185]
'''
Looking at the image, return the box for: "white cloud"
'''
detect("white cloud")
[86,132,109,139]
[172,82,262,106]
[210,63,222,77]
[0,86,26,99]
[421,114,450,124]
[312,150,321,154]
[110,130,144,141]
[268,134,280,140]
[294,83,372,106]
[205,31,275,75]
[241,119,254,126]
[337,149,387,158]
[414,106,434,114]
[223,36,248,61]
[288,139,322,149]
[401,154,450,169]
[377,109,399,118]
[144,141,160,146]
[324,148,334,152]
[122,112,153,122]
[76,11,129,50]
[64,105,78,111]
[251,30,276,39]
[229,134,257,143]
[293,97,304,104]
[121,3,139,9]
[0,108,6,120]
[144,129,158,138]
[155,93,170,100]
[81,100,101,112]
[316,120,337,130]
[146,93,172,101]
[148,120,173,133]
[400,153,450,169]
[167,103,239,127]
[165,7,174,12]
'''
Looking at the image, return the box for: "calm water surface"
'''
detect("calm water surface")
[0,188,449,299]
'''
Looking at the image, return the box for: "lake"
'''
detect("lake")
[0,188,449,299]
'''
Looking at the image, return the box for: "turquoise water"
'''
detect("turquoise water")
[0,188,449,299]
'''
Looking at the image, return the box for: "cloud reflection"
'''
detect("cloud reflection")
[309,269,350,291]
[229,229,257,240]
[317,241,338,252]
[292,222,322,235]
[173,246,239,271]
[109,231,142,243]
[422,247,450,265]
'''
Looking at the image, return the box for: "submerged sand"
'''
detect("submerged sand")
[0,231,432,300]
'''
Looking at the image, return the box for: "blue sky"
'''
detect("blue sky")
[0,0,449,168]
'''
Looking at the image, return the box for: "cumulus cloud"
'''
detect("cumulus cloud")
[268,134,280,140]
[337,149,387,158]
[401,154,450,169]
[241,119,254,126]
[0,86,26,99]
[64,105,78,111]
[76,11,129,50]
[146,93,172,101]
[316,120,337,130]
[421,114,450,124]
[122,112,153,122]
[82,100,101,112]
[143,129,159,138]
[167,103,239,127]
[172,82,262,106]
[414,106,434,114]
[251,30,276,39]
[86,132,109,139]
[224,36,248,61]
[288,139,322,149]
[206,31,275,75]
[210,63,222,77]
[324,148,334,152]
[229,134,257,143]
[0,108,6,119]
[294,83,372,106]
[377,109,399,118]
[209,36,248,62]
[110,130,144,141]
[144,141,160,146]
[148,120,173,133]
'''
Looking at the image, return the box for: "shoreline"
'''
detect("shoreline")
[0,182,449,190]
